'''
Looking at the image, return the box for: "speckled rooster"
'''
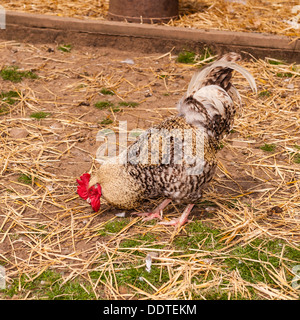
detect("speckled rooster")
[77,52,256,227]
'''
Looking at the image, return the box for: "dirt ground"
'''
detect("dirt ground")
[0,40,299,299]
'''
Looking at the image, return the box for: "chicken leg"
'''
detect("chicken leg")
[132,198,172,221]
[159,204,194,227]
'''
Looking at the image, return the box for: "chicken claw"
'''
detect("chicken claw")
[131,199,171,222]
[159,204,194,227]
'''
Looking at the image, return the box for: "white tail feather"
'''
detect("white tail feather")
[186,60,257,96]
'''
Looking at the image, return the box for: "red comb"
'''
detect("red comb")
[76,173,90,200]
[77,173,102,212]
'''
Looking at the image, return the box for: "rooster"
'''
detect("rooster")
[77,52,256,227]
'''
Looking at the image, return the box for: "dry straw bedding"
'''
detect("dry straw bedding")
[0,41,299,299]
[1,0,300,38]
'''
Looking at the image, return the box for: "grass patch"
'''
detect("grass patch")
[294,144,300,150]
[104,219,130,233]
[17,174,33,185]
[267,59,284,65]
[260,143,276,152]
[4,270,95,299]
[119,233,163,253]
[57,44,72,53]
[29,111,50,119]
[293,153,300,164]
[100,88,115,95]
[118,101,139,108]
[111,107,121,113]
[173,221,222,252]
[0,91,19,115]
[225,239,298,285]
[177,51,196,64]
[276,72,293,78]
[276,66,298,78]
[0,91,19,105]
[100,117,113,125]
[0,66,38,83]
[90,263,170,294]
[176,48,214,65]
[291,145,300,163]
[158,74,168,79]
[258,90,271,98]
[0,105,9,115]
[95,101,114,110]
[0,91,20,115]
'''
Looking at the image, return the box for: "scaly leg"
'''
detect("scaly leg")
[159,204,195,227]
[131,199,172,221]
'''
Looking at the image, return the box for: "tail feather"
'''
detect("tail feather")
[177,52,256,140]
[186,54,257,97]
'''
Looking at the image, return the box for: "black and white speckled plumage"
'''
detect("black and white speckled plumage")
[125,115,217,204]
[91,53,256,210]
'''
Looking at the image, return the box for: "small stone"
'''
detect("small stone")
[10,128,29,139]
[121,58,135,65]
[49,122,63,130]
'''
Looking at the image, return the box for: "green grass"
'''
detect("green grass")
[267,59,284,65]
[119,234,163,253]
[2,219,299,299]
[100,117,113,125]
[293,153,300,164]
[90,262,170,294]
[95,101,114,110]
[290,145,300,164]
[57,44,72,53]
[17,174,33,185]
[0,91,19,105]
[95,100,138,112]
[276,72,293,78]
[0,105,9,115]
[111,107,121,113]
[176,48,214,65]
[260,143,276,152]
[258,90,271,98]
[158,74,168,79]
[225,239,298,285]
[294,144,300,150]
[118,101,139,108]
[29,111,51,119]
[103,219,130,233]
[100,88,115,95]
[173,221,222,252]
[0,90,19,115]
[3,270,95,299]
[0,66,38,83]
[177,51,196,64]
[276,66,298,78]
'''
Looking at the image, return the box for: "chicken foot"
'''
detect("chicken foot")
[132,199,172,221]
[159,204,194,227]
